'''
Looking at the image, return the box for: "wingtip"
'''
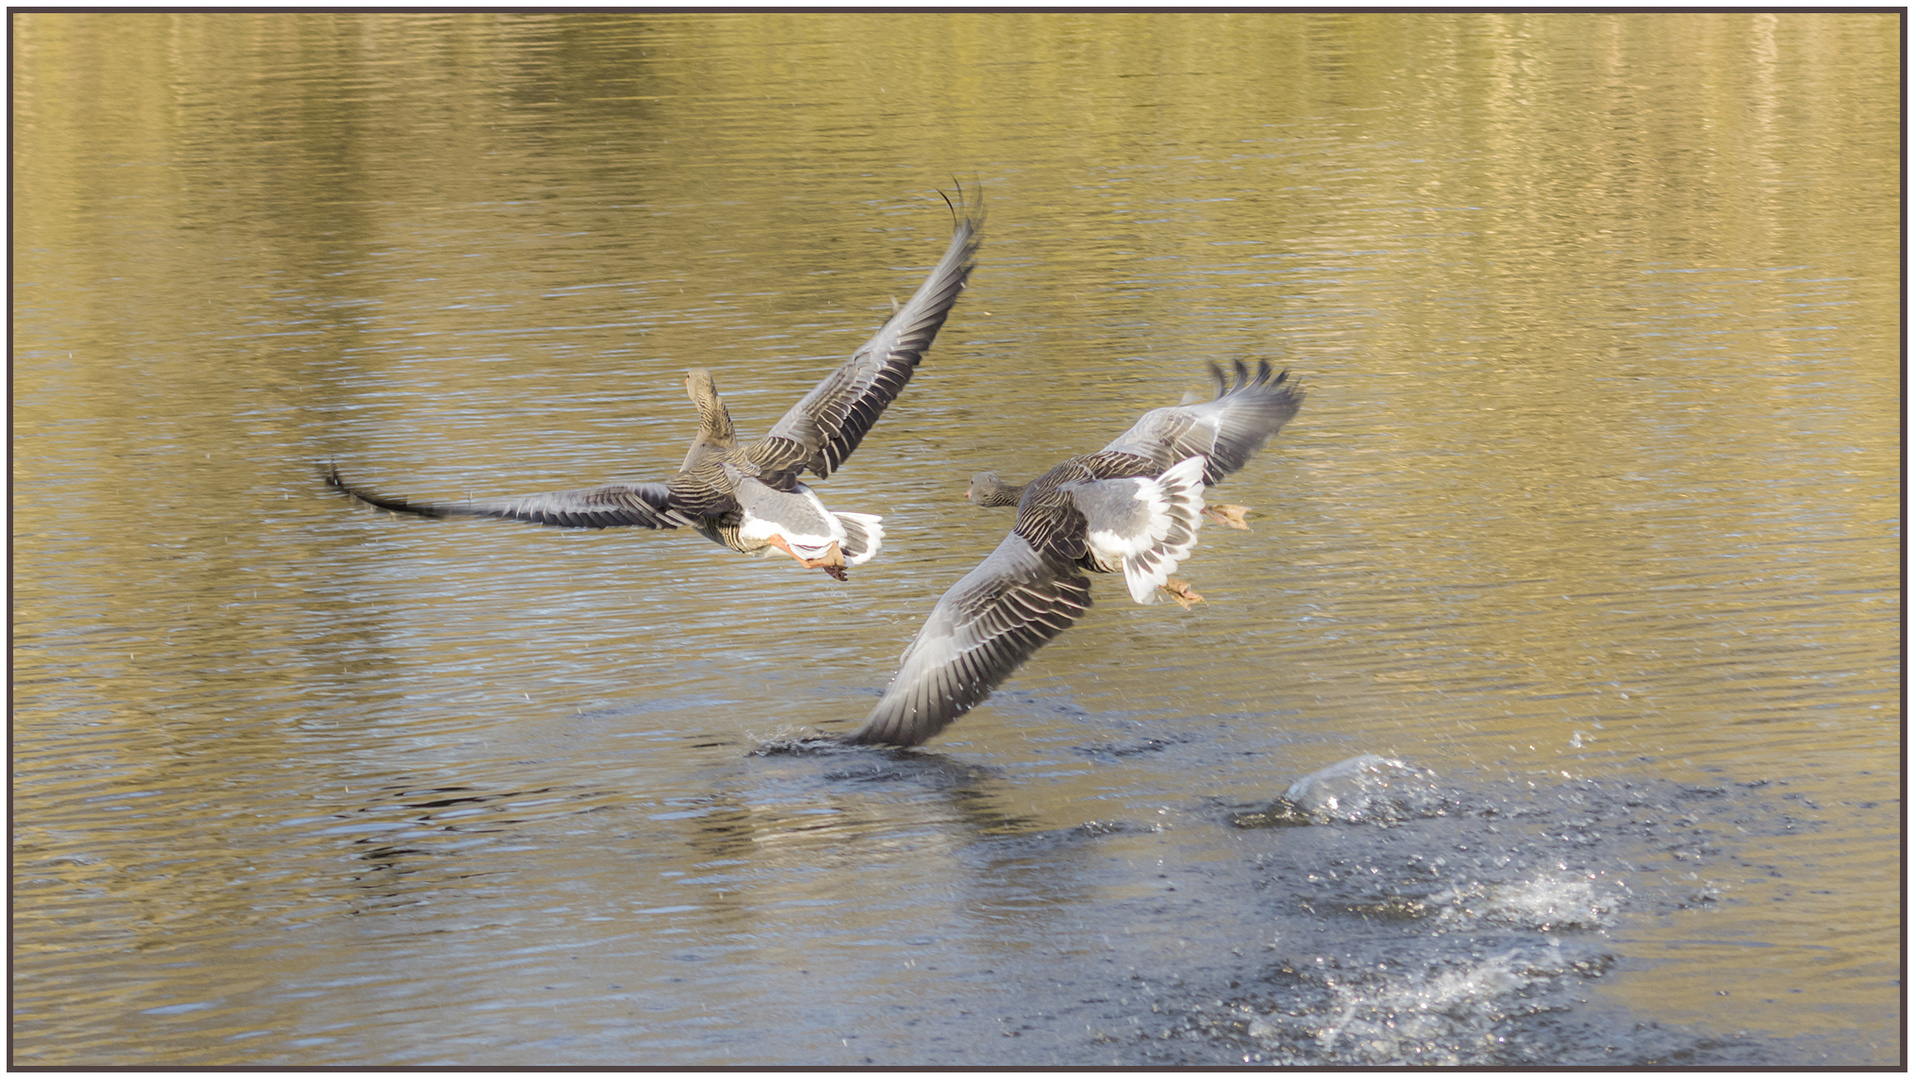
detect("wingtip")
[839,711,922,748]
[1213,357,1302,399]
[321,461,363,497]
[939,177,986,234]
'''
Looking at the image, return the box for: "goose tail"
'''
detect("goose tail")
[835,511,885,566]
[1122,456,1206,605]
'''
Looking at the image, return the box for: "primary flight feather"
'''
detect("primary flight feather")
[846,361,1303,746]
[327,186,984,581]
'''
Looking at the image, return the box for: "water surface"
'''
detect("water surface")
[12,11,1900,1065]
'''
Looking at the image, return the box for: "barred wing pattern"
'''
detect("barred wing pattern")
[753,188,984,480]
[845,532,1092,747]
[843,363,1307,747]
[1098,360,1303,485]
[325,466,690,530]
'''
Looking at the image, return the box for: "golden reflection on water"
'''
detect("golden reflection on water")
[13,10,1899,1065]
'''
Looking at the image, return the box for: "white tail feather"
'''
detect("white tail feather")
[1123,456,1206,604]
[836,511,885,565]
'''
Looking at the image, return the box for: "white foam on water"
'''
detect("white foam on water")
[1428,872,1620,931]
[1245,945,1582,1066]
[1281,753,1449,824]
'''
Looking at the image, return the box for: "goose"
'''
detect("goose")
[326,188,982,580]
[844,360,1303,746]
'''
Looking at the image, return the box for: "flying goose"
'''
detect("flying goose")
[327,188,983,580]
[844,361,1303,746]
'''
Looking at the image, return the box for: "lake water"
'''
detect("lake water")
[12,11,1900,1066]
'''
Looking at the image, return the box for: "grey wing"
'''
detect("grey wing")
[1099,360,1305,485]
[751,186,984,479]
[325,465,692,529]
[844,531,1091,748]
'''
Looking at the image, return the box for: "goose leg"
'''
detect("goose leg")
[1203,503,1251,530]
[1161,576,1205,609]
[767,535,850,581]
[810,541,850,581]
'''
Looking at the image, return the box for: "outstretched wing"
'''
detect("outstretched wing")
[750,186,984,480]
[325,465,691,530]
[1098,360,1305,485]
[844,531,1092,748]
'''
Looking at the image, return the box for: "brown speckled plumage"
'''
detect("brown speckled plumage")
[847,361,1303,747]
[326,187,984,579]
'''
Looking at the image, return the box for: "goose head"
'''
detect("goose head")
[684,368,736,447]
[966,471,1026,508]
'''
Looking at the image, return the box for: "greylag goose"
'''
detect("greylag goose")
[844,361,1303,746]
[327,188,982,580]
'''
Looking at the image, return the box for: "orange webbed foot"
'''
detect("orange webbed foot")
[769,535,849,580]
[1203,503,1251,530]
[1162,576,1205,610]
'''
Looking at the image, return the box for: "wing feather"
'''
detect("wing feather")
[1098,360,1305,485]
[844,531,1091,747]
[325,465,690,530]
[751,186,984,479]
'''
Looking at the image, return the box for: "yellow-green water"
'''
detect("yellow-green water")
[13,11,1899,1065]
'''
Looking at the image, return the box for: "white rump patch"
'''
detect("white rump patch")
[1084,475,1169,560]
[738,485,883,565]
[1117,455,1206,604]
[738,487,844,560]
